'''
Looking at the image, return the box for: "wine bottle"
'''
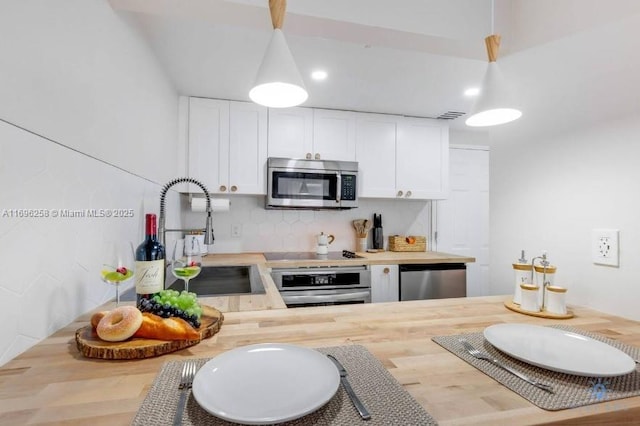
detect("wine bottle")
[135,213,165,303]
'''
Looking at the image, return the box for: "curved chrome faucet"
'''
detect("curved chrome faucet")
[158,177,215,247]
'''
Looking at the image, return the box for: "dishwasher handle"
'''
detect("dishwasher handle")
[399,263,466,272]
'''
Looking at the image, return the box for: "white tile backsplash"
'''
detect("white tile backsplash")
[0,121,179,365]
[182,195,431,254]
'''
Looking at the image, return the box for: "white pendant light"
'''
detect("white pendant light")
[249,0,308,108]
[466,12,522,127]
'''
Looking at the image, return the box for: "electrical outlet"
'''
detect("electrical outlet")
[231,224,242,238]
[592,229,619,266]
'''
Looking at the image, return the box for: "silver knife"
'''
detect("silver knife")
[327,354,371,420]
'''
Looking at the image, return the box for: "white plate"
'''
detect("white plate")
[484,323,636,377]
[192,343,340,424]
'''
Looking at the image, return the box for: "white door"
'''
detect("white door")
[229,101,268,195]
[312,109,356,161]
[432,146,489,297]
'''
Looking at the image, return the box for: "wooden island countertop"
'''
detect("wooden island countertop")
[2,295,640,425]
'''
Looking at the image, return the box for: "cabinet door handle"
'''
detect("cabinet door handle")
[383,267,390,274]
[219,185,227,192]
[397,190,403,197]
[314,153,321,160]
[406,190,412,197]
[231,185,238,192]
[305,153,312,159]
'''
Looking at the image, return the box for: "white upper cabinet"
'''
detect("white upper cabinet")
[267,107,313,159]
[355,113,449,200]
[187,97,448,200]
[267,107,356,161]
[355,113,398,198]
[228,101,268,195]
[396,117,449,200]
[188,97,229,193]
[187,97,267,195]
[312,109,356,161]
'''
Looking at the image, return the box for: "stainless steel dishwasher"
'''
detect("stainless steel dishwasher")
[399,263,466,301]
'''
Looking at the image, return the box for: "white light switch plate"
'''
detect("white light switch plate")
[592,229,619,266]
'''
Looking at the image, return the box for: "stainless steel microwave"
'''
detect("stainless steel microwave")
[266,157,358,209]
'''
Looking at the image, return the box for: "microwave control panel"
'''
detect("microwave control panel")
[341,174,357,200]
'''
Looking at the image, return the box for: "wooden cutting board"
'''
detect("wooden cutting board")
[75,305,223,360]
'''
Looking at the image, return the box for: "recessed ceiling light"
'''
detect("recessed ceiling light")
[311,70,328,81]
[464,87,480,97]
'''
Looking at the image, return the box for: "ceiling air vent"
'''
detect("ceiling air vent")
[436,111,466,120]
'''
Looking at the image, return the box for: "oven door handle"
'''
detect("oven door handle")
[336,172,341,203]
[281,291,370,304]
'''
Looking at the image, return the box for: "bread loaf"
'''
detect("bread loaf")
[133,312,200,341]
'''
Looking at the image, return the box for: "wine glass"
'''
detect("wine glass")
[100,241,135,306]
[170,237,202,292]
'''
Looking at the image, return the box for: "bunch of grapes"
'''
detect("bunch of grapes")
[137,289,203,329]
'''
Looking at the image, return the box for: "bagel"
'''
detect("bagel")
[96,306,143,342]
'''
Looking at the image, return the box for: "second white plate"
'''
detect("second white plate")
[484,323,636,377]
[192,343,340,425]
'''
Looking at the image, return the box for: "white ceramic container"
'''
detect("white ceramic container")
[520,284,540,312]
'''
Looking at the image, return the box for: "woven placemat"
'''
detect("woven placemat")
[432,325,640,411]
[132,344,436,425]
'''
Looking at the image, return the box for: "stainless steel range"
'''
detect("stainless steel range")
[266,251,371,308]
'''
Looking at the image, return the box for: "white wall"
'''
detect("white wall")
[0,1,179,365]
[490,114,640,321]
[0,0,178,183]
[488,11,640,321]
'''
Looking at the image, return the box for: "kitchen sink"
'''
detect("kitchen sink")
[167,265,265,296]
[120,265,265,300]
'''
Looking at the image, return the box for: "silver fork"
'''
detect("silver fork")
[173,361,197,426]
[459,339,554,394]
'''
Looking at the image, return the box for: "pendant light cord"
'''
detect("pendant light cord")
[491,0,495,34]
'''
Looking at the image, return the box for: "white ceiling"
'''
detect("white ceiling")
[109,0,640,131]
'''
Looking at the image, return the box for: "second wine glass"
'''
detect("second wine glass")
[170,238,202,292]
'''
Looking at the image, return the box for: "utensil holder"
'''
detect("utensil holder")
[356,237,367,252]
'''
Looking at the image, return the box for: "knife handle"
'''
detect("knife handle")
[341,377,371,420]
[173,388,189,426]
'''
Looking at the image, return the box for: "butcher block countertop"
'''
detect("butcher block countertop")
[196,251,474,312]
[200,250,474,269]
[356,250,475,265]
[2,295,640,425]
